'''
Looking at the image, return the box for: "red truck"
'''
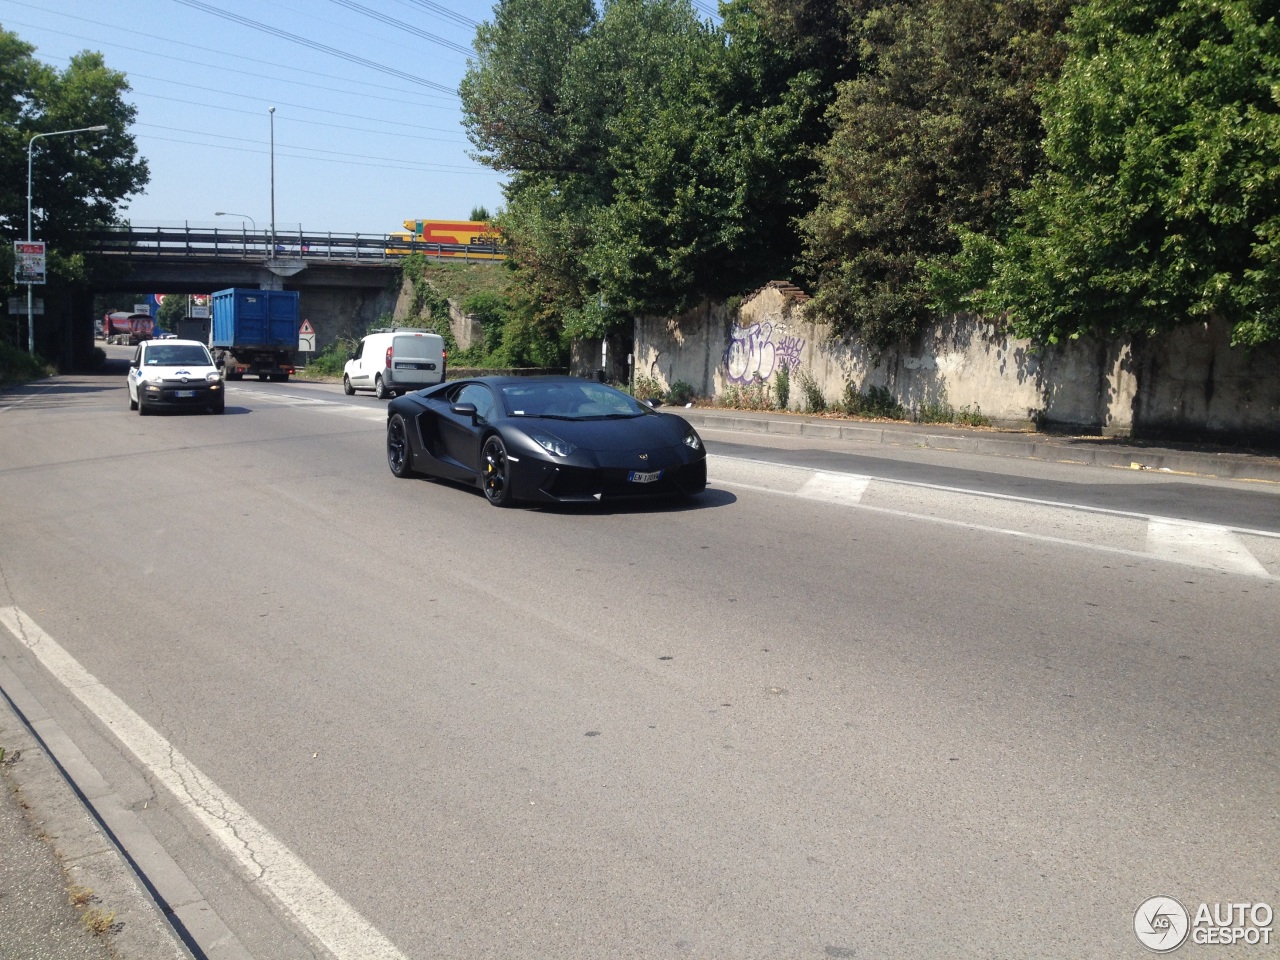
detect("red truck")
[102,311,155,345]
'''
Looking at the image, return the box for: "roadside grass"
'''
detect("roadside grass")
[0,340,55,386]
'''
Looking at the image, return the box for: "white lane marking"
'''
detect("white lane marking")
[1146,520,1271,577]
[0,607,408,960]
[706,454,1280,540]
[710,461,1276,579]
[796,471,870,505]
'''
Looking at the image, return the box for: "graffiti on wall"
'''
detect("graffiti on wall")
[725,322,806,383]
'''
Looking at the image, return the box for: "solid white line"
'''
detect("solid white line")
[0,607,408,960]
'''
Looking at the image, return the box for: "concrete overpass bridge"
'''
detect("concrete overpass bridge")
[38,225,502,369]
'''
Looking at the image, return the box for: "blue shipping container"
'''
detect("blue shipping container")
[210,289,299,349]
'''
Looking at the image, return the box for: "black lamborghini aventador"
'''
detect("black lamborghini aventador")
[384,376,708,506]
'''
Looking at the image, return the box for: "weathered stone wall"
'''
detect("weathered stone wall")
[633,285,1280,442]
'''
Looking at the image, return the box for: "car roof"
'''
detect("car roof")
[455,375,600,388]
[143,338,208,348]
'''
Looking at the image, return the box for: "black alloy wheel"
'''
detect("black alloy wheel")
[387,413,414,478]
[481,435,514,507]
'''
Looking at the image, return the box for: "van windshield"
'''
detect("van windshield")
[393,336,439,360]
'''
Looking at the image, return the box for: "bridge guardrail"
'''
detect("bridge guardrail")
[83,226,505,263]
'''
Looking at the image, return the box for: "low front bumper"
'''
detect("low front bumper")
[514,455,708,503]
[140,382,223,408]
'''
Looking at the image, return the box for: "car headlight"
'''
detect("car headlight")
[532,432,576,457]
[683,429,702,451]
[206,371,222,382]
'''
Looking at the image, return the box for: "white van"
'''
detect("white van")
[343,328,446,399]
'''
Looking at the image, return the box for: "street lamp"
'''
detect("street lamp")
[215,211,258,255]
[25,124,108,354]
[268,106,276,259]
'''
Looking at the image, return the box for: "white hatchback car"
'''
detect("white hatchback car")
[127,338,225,415]
[343,328,446,399]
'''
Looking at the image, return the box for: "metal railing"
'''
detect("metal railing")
[83,225,505,263]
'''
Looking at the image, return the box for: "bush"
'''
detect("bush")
[667,380,696,406]
[841,383,906,420]
[303,339,355,378]
[0,340,54,386]
[720,375,772,411]
[634,374,665,402]
[796,368,826,412]
[774,363,790,409]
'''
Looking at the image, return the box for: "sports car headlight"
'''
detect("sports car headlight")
[683,429,702,450]
[532,432,576,457]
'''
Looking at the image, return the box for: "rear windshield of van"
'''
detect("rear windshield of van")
[393,335,440,360]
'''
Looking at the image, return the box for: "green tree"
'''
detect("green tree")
[461,0,839,342]
[946,0,1280,346]
[799,0,1074,350]
[156,294,188,332]
[1,27,148,344]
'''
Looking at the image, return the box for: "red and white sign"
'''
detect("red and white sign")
[299,319,315,335]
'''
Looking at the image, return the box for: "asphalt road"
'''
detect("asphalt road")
[0,353,1276,959]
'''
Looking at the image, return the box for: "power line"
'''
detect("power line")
[170,0,460,95]
[0,9,455,106]
[134,122,475,168]
[393,0,478,30]
[135,132,490,174]
[128,92,464,143]
[122,73,464,137]
[326,0,473,56]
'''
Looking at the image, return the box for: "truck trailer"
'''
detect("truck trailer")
[210,288,300,382]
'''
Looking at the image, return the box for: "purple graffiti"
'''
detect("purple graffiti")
[725,323,806,383]
[775,335,805,371]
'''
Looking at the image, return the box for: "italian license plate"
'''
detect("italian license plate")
[175,390,194,398]
[628,469,662,483]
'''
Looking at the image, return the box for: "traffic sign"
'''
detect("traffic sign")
[299,319,315,335]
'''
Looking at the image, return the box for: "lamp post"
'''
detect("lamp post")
[214,211,258,255]
[25,124,108,354]
[268,106,276,259]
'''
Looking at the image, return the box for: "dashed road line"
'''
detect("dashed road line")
[0,606,409,960]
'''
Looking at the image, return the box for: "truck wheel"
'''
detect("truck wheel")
[258,373,268,382]
[375,375,390,400]
[343,375,355,396]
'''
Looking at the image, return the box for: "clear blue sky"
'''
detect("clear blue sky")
[3,0,508,235]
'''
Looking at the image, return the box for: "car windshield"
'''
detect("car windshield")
[501,381,648,420]
[145,345,211,366]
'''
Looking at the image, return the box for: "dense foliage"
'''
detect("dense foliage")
[460,0,1280,351]
[801,0,1074,349]
[944,0,1280,347]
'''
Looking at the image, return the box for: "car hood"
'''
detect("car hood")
[514,413,694,452]
[136,365,217,381]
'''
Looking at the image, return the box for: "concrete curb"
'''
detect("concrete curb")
[0,677,192,960]
[678,409,1280,483]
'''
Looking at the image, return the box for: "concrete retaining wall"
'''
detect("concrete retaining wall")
[629,283,1280,442]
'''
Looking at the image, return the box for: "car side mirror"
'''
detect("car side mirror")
[643,398,662,408]
[451,402,478,421]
